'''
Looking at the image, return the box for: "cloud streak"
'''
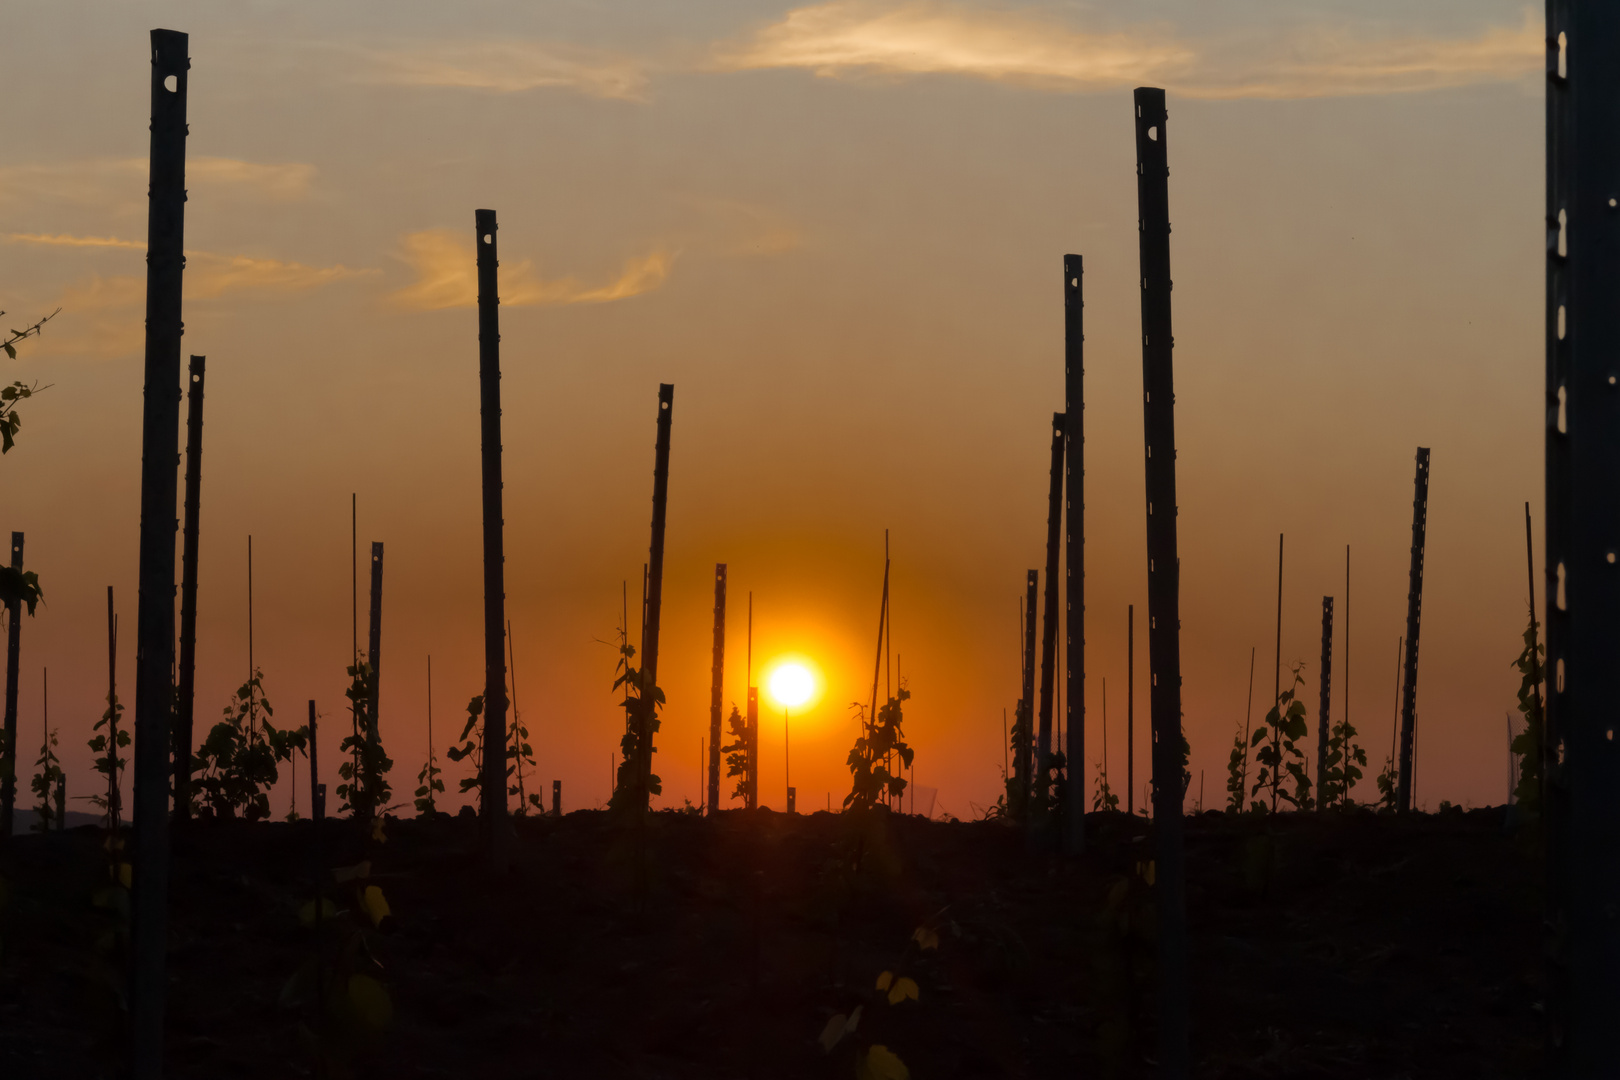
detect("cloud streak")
[392,229,673,311]
[716,2,1541,99]
[0,157,316,209]
[5,233,374,359]
[354,41,649,101]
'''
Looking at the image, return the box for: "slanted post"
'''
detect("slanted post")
[635,385,675,811]
[1317,597,1334,806]
[1018,570,1037,818]
[708,564,726,816]
[1134,85,1189,1077]
[1545,5,1620,1070]
[1063,255,1086,853]
[475,208,511,861]
[174,355,205,821]
[1397,447,1430,812]
[0,531,22,838]
[366,541,384,749]
[130,29,188,1080]
[552,779,561,816]
[1036,413,1065,816]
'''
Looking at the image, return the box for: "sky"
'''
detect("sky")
[1,0,1543,821]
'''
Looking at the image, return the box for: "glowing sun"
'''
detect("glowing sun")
[768,662,815,708]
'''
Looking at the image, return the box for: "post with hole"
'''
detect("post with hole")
[1063,255,1086,853]
[0,531,23,838]
[1035,413,1065,827]
[475,208,512,864]
[1317,596,1334,806]
[1133,85,1189,1078]
[708,564,726,815]
[1544,4,1620,1072]
[129,28,190,1080]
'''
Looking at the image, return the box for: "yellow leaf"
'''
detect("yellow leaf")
[818,1013,847,1053]
[346,974,392,1031]
[857,1044,910,1080]
[875,970,893,992]
[116,862,133,889]
[1140,860,1156,886]
[360,885,391,926]
[332,860,371,883]
[297,898,340,926]
[886,976,919,1005]
[911,926,940,951]
[370,817,387,843]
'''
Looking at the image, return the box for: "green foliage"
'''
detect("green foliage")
[86,684,128,830]
[1374,753,1398,811]
[1092,760,1119,812]
[845,690,912,813]
[609,625,663,815]
[1005,698,1030,819]
[413,740,443,817]
[1320,708,1367,811]
[336,658,392,819]
[29,725,63,832]
[191,668,308,821]
[817,914,944,1080]
[1509,610,1544,816]
[444,694,486,804]
[719,703,752,802]
[0,565,42,617]
[282,860,395,1074]
[1225,723,1248,812]
[1250,663,1313,813]
[0,306,58,454]
[507,703,542,815]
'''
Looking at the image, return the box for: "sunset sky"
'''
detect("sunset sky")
[2,1,1543,819]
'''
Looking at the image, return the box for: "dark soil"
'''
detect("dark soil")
[0,806,1541,1079]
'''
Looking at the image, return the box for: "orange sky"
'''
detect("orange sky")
[1,1,1543,819]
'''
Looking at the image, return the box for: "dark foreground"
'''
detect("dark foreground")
[0,806,1539,1079]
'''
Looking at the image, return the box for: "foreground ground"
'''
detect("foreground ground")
[0,805,1540,1078]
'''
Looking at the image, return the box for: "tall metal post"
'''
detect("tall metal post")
[366,541,384,749]
[474,208,511,855]
[1036,413,1065,812]
[173,355,205,820]
[1019,570,1038,817]
[1317,596,1334,807]
[1396,448,1430,812]
[1127,604,1134,817]
[1063,256,1086,852]
[308,700,322,822]
[708,563,726,816]
[0,532,22,838]
[636,384,675,810]
[130,29,188,1079]
[1545,3,1620,1070]
[1133,85,1189,1077]
[745,687,759,809]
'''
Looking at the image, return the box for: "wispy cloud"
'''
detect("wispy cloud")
[354,41,649,101]
[0,156,317,214]
[716,2,1541,99]
[7,232,144,250]
[392,229,673,311]
[5,233,374,359]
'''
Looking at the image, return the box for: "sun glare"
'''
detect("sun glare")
[767,661,815,708]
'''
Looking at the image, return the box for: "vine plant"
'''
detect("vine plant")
[720,703,752,802]
[87,683,127,830]
[337,658,392,819]
[1249,663,1313,812]
[1,307,59,454]
[445,694,487,808]
[845,690,911,813]
[1509,610,1545,816]
[191,669,307,820]
[609,623,664,815]
[29,723,63,832]
[1320,707,1367,810]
